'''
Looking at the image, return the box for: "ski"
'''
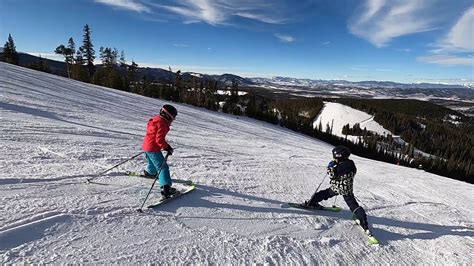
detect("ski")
[285,202,342,212]
[125,171,193,185]
[353,218,380,245]
[367,234,379,245]
[146,185,196,209]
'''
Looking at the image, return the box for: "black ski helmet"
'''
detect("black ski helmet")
[332,145,351,160]
[160,104,177,121]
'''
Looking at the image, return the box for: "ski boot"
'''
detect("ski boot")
[143,170,156,178]
[161,185,178,198]
[303,201,323,209]
[353,214,370,230]
[365,229,373,237]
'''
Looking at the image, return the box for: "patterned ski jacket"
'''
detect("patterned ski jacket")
[142,115,171,152]
[327,159,357,196]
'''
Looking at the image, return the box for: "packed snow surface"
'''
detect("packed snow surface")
[313,102,395,142]
[1,63,473,264]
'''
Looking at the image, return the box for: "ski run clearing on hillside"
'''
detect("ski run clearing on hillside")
[1,62,473,264]
[313,102,394,143]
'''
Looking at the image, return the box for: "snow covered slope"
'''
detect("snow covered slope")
[313,102,395,142]
[1,63,473,264]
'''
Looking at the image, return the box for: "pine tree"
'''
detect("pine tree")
[55,38,75,78]
[205,79,218,111]
[174,70,182,100]
[198,79,205,106]
[342,123,350,135]
[72,47,88,81]
[128,60,137,76]
[128,60,138,91]
[112,48,119,65]
[81,24,95,79]
[67,37,76,57]
[96,46,123,89]
[225,79,240,114]
[119,50,126,67]
[3,34,19,65]
[75,48,84,65]
[326,122,331,134]
[246,91,257,118]
[99,47,106,65]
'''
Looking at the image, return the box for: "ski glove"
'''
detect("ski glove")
[327,160,337,177]
[165,145,174,155]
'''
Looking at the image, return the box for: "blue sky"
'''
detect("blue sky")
[1,0,473,84]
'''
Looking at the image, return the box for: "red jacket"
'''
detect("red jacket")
[142,115,171,152]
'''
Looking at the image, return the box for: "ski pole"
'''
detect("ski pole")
[137,153,170,212]
[87,151,145,183]
[305,173,328,206]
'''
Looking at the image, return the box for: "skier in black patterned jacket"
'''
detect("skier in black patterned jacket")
[306,146,371,233]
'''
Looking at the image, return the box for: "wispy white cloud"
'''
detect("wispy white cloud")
[349,0,439,47]
[274,34,295,43]
[95,0,151,13]
[419,6,474,66]
[322,41,331,45]
[417,55,473,65]
[445,7,474,51]
[396,48,411,52]
[435,6,474,53]
[154,0,225,25]
[173,43,190,48]
[141,0,290,26]
[235,12,287,24]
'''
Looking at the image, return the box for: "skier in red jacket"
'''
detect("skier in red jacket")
[142,104,178,198]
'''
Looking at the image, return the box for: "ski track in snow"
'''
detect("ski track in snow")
[1,63,473,264]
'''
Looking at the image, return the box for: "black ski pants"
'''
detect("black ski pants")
[308,188,369,230]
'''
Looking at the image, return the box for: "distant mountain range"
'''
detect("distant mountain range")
[191,72,473,116]
[4,52,474,115]
[2,52,68,76]
[208,74,473,90]
[248,76,473,90]
[7,51,472,89]
[245,76,474,116]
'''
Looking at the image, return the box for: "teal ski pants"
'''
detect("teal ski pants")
[145,152,171,187]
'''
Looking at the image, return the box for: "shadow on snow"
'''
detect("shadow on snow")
[144,183,474,243]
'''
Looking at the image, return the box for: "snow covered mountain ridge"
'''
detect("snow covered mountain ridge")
[248,76,473,90]
[246,76,474,116]
[1,63,473,264]
[184,71,473,116]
